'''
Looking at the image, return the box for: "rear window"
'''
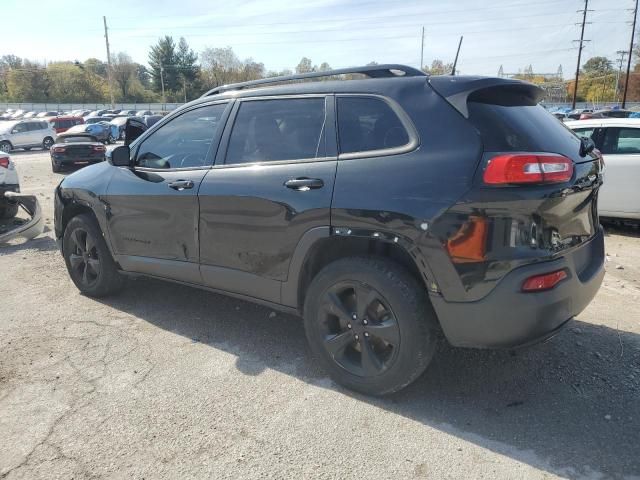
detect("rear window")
[467,102,581,153]
[337,96,410,154]
[60,136,94,143]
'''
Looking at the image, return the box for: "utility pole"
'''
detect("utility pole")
[615,50,628,103]
[103,16,114,109]
[182,75,187,103]
[572,0,591,109]
[622,0,638,108]
[420,26,425,71]
[160,65,166,104]
[451,36,463,75]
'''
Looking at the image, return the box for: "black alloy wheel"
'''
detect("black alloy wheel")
[319,281,401,377]
[67,227,101,288]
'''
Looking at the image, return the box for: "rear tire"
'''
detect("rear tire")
[63,214,123,297]
[42,137,54,150]
[303,256,438,396]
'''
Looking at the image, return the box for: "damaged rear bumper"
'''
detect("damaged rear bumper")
[0,192,44,243]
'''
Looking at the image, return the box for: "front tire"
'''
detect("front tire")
[0,141,11,153]
[303,257,438,396]
[63,214,123,297]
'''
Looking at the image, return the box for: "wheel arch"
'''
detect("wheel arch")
[283,228,434,313]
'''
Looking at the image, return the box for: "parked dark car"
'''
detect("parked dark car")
[50,132,106,172]
[54,65,605,395]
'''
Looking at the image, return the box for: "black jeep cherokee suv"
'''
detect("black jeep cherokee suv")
[54,65,604,395]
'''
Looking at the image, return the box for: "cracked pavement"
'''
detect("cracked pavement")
[1,150,639,479]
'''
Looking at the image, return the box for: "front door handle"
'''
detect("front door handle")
[284,177,324,191]
[168,180,194,191]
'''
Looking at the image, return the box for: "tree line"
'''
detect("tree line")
[1,36,639,104]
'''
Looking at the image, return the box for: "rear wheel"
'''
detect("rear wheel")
[63,214,123,297]
[42,137,54,150]
[303,257,438,396]
[51,159,62,173]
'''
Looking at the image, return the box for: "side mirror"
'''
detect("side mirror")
[124,118,147,146]
[579,136,596,157]
[108,145,132,167]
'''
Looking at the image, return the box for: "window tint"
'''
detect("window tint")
[226,98,325,164]
[601,127,640,154]
[337,96,410,154]
[13,123,28,133]
[136,103,227,169]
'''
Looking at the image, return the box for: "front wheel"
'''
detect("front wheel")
[63,214,124,297]
[303,257,438,396]
[42,137,54,150]
[0,141,11,153]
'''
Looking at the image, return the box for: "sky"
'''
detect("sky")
[1,0,636,77]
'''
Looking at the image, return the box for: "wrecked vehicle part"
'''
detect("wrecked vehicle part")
[0,192,44,243]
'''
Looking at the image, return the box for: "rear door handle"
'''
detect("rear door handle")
[284,177,324,191]
[168,180,194,190]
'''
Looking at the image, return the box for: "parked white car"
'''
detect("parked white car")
[0,119,57,153]
[0,151,19,218]
[567,118,640,220]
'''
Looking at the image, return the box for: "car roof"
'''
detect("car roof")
[565,118,640,128]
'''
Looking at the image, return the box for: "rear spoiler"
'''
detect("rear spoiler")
[429,76,544,118]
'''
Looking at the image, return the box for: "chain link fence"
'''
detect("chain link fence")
[0,102,183,113]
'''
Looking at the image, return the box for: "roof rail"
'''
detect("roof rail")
[201,64,427,97]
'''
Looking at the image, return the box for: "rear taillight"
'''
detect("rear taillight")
[52,147,66,153]
[522,269,568,292]
[483,154,574,185]
[0,157,9,168]
[92,145,106,152]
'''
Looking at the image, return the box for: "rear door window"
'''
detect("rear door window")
[337,96,410,154]
[601,127,640,154]
[225,98,326,164]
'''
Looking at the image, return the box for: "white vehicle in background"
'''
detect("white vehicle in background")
[0,150,44,242]
[0,151,19,218]
[0,119,57,153]
[567,118,640,220]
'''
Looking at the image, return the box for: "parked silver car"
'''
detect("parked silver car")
[0,120,57,152]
